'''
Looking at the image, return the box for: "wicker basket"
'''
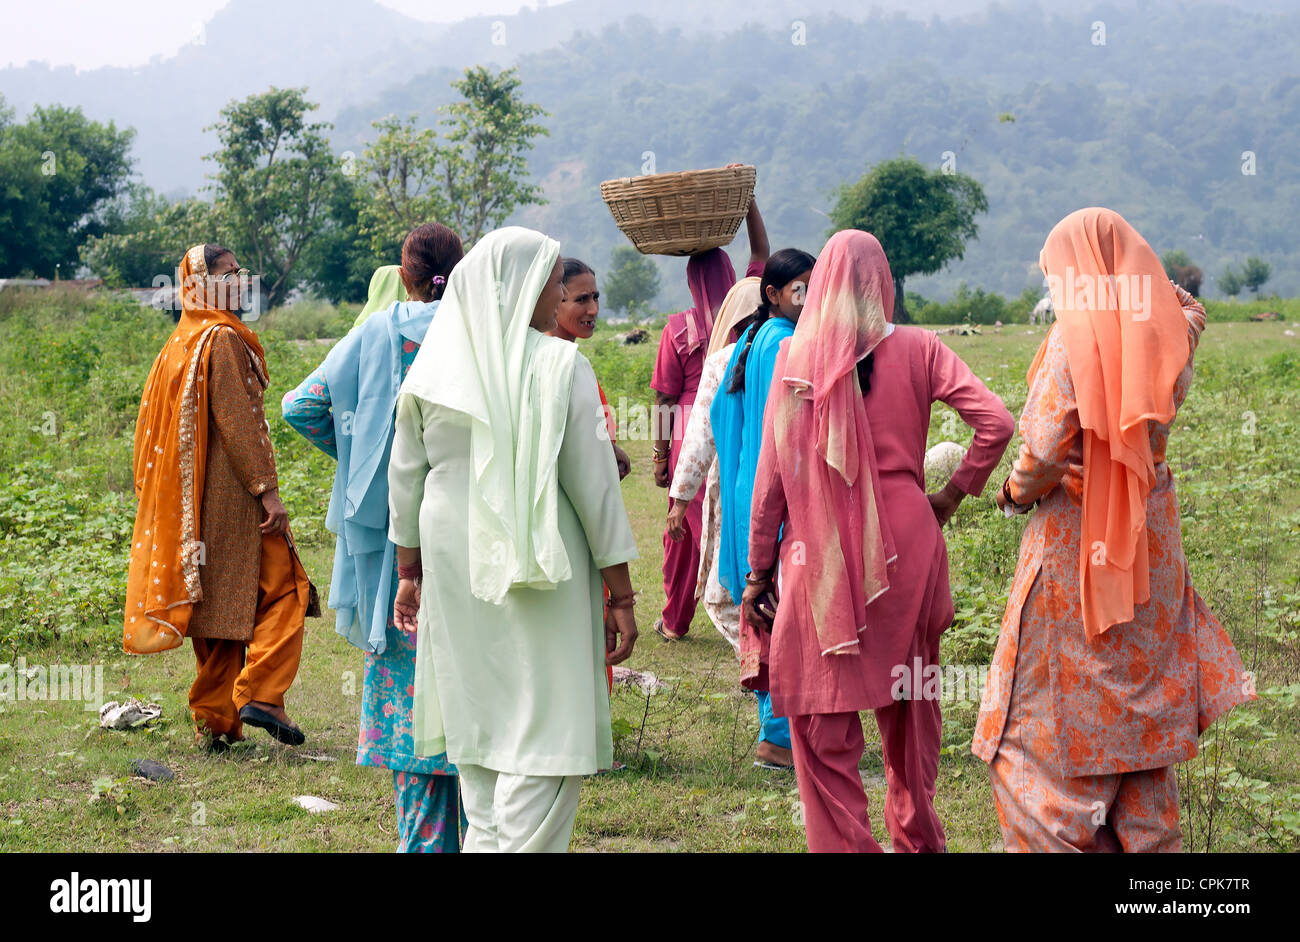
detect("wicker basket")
[600,165,756,256]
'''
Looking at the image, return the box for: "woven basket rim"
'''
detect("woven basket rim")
[600,164,756,191]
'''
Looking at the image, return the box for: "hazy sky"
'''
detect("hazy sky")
[0,0,545,70]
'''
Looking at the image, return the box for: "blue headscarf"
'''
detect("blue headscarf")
[323,299,438,653]
[711,314,796,604]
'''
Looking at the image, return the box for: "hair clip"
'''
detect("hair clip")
[431,275,446,286]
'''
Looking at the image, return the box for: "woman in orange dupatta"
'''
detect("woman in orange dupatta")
[974,208,1254,851]
[125,244,315,749]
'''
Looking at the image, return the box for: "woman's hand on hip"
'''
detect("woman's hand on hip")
[927,481,964,528]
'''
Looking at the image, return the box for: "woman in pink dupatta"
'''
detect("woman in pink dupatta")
[745,230,1013,852]
[650,195,768,641]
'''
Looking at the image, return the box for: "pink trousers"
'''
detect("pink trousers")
[659,491,703,636]
[789,694,946,853]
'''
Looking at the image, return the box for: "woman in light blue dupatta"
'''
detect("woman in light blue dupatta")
[711,248,816,771]
[281,223,465,851]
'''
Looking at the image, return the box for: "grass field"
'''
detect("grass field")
[1,288,1297,852]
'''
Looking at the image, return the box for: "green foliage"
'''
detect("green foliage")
[829,157,987,322]
[0,97,134,277]
[1161,249,1192,278]
[602,246,661,317]
[79,190,217,288]
[1219,266,1244,297]
[913,282,1008,325]
[2,281,1299,852]
[356,114,445,254]
[439,67,548,246]
[1241,256,1272,294]
[296,172,390,305]
[206,87,341,306]
[356,67,549,251]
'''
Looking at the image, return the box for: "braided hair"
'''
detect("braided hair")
[725,248,817,394]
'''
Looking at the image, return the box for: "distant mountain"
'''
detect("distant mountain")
[3,0,1298,304]
[5,0,1286,193]
[333,0,1300,303]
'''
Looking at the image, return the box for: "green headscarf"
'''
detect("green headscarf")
[352,265,406,330]
[399,227,576,605]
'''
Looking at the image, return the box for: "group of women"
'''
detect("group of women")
[126,187,1252,853]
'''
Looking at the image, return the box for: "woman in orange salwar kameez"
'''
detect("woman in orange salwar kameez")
[974,207,1254,852]
[125,244,316,750]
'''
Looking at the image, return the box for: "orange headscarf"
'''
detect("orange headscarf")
[1032,208,1189,641]
[771,230,895,655]
[123,245,267,654]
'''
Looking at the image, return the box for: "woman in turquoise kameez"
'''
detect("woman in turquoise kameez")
[281,224,464,851]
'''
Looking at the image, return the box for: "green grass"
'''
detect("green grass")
[1,292,1298,852]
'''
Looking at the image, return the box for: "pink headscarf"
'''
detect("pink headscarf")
[771,229,896,655]
[681,248,738,355]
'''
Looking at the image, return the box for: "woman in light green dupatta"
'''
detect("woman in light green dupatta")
[387,226,640,853]
[352,266,406,330]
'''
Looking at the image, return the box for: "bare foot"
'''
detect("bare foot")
[755,740,794,768]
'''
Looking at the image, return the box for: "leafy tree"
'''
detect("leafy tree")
[357,115,443,255]
[1219,266,1244,297]
[357,67,549,250]
[205,87,340,306]
[1240,256,1271,295]
[603,245,660,317]
[79,187,218,287]
[0,97,134,277]
[1160,249,1191,279]
[299,171,393,304]
[829,156,987,323]
[440,67,548,245]
[1160,249,1202,294]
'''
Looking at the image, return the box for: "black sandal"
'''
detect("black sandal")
[238,705,306,746]
[654,619,684,643]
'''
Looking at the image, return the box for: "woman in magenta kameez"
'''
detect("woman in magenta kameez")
[745,230,1013,853]
[650,193,769,641]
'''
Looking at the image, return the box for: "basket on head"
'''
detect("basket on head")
[600,165,756,257]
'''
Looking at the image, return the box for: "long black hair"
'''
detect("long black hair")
[856,353,875,395]
[726,248,817,394]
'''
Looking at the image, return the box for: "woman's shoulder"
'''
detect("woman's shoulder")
[755,315,793,341]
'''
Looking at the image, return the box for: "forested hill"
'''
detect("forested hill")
[3,0,1297,304]
[330,0,1300,302]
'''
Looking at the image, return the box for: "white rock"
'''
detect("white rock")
[292,795,339,813]
[925,441,967,487]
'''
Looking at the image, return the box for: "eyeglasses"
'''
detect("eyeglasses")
[216,268,252,282]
